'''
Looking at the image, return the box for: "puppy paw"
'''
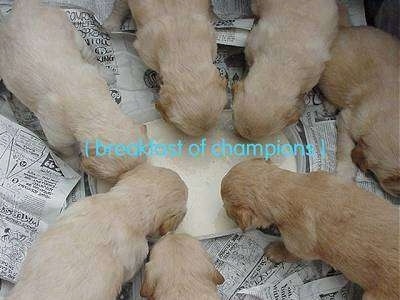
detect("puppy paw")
[264,241,300,263]
[264,241,287,263]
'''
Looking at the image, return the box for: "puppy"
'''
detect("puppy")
[221,159,399,300]
[233,0,338,140]
[140,233,224,300]
[105,0,227,136]
[7,164,188,300]
[319,26,400,196]
[0,0,147,183]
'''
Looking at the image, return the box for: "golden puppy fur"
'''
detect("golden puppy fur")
[140,233,224,300]
[221,159,399,300]
[106,0,227,136]
[319,26,400,196]
[0,0,147,183]
[8,164,188,300]
[233,0,338,140]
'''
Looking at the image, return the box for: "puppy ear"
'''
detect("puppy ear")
[212,268,225,285]
[351,139,368,171]
[159,212,185,235]
[140,263,156,298]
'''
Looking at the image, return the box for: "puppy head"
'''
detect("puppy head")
[140,233,224,299]
[233,80,304,141]
[80,122,148,183]
[352,138,400,197]
[114,164,188,235]
[221,159,276,230]
[156,71,227,136]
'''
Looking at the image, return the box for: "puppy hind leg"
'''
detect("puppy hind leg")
[264,241,301,263]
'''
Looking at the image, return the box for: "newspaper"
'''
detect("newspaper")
[214,18,255,47]
[215,28,250,47]
[0,115,80,282]
[285,89,337,174]
[0,1,11,22]
[214,46,246,106]
[0,279,12,299]
[41,0,115,23]
[211,0,253,20]
[212,1,254,47]
[211,0,366,27]
[200,230,355,300]
[298,275,350,300]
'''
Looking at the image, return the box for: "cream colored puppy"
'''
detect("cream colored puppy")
[319,26,400,196]
[7,164,188,300]
[105,0,227,136]
[221,159,399,300]
[0,0,147,183]
[140,233,224,300]
[233,0,338,140]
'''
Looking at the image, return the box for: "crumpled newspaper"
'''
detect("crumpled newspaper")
[41,0,115,23]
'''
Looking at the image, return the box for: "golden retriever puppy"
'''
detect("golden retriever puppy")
[0,0,147,183]
[140,233,224,300]
[233,0,338,140]
[105,0,227,136]
[319,26,400,196]
[221,159,399,300]
[7,164,188,300]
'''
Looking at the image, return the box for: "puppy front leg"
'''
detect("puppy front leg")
[336,111,357,182]
[264,241,301,263]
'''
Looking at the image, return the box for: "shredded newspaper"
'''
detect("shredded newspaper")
[0,115,80,282]
[201,230,362,300]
